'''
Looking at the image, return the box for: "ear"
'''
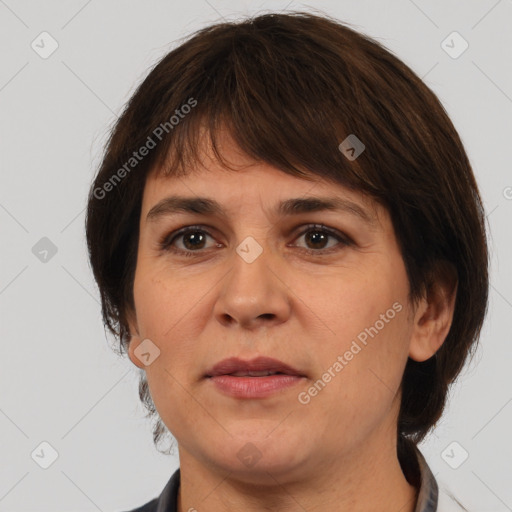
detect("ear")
[126,307,145,369]
[408,261,458,362]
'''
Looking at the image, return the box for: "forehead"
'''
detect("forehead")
[143,170,385,237]
[141,129,384,227]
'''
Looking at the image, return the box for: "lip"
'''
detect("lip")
[208,374,305,398]
[205,356,307,399]
[205,356,306,378]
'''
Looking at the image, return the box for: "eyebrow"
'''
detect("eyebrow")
[146,195,377,227]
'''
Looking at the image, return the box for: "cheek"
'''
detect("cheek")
[133,264,198,338]
[317,267,404,338]
[311,271,411,404]
[332,310,411,412]
[132,273,203,400]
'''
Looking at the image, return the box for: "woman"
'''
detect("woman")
[85,11,488,512]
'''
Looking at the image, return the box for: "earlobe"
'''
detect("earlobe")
[128,335,146,369]
[408,262,458,362]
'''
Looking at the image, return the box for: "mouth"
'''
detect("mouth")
[205,356,306,379]
[205,356,307,399]
[226,370,289,377]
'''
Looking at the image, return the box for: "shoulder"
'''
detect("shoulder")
[118,467,181,512]
[119,497,159,512]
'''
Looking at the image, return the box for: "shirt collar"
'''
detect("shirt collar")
[413,445,439,512]
[155,468,179,512]
[153,445,439,512]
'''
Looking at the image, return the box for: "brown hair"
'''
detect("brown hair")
[85,11,489,460]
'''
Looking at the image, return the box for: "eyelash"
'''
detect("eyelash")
[158,224,353,258]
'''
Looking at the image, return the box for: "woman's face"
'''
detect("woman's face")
[127,133,425,483]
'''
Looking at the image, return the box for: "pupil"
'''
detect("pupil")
[184,232,204,250]
[306,231,326,249]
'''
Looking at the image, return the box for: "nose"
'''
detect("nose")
[213,240,292,331]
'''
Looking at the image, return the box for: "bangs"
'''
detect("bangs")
[135,17,384,197]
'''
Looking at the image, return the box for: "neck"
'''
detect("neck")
[176,433,419,512]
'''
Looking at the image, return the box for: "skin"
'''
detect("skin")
[127,130,457,512]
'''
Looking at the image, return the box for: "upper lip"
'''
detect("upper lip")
[205,356,306,378]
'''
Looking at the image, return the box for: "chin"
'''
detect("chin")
[207,432,309,481]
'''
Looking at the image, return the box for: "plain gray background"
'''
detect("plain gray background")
[0,1,511,510]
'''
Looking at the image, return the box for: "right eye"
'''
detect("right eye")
[159,225,221,257]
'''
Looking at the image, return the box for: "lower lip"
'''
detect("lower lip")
[208,375,304,398]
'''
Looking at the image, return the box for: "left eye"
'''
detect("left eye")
[293,225,350,253]
[159,224,352,256]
